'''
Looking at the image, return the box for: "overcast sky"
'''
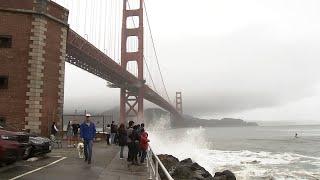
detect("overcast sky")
[55,0,320,123]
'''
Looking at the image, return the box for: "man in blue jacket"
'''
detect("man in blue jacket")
[80,114,96,164]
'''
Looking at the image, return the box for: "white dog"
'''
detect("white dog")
[77,142,84,159]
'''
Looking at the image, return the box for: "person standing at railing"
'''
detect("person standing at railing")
[131,125,141,165]
[139,128,150,163]
[118,123,127,159]
[138,123,145,157]
[127,121,135,162]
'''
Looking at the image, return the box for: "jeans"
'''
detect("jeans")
[120,146,125,158]
[110,133,116,144]
[127,142,134,162]
[84,140,93,161]
[106,134,110,145]
[140,150,147,163]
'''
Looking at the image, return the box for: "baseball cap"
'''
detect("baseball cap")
[85,113,91,117]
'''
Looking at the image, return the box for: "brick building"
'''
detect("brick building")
[0,0,69,136]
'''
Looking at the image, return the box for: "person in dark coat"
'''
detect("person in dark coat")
[51,122,58,136]
[131,125,140,165]
[127,121,134,162]
[110,121,116,144]
[118,123,127,159]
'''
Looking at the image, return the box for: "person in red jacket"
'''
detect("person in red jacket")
[139,128,150,163]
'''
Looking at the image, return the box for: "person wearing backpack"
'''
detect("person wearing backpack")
[131,125,140,165]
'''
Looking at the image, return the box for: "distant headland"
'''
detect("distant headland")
[144,108,259,128]
[175,115,259,128]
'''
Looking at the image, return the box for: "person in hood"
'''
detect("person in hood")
[139,128,150,163]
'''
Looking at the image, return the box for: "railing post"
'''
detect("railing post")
[147,150,153,180]
[155,160,159,180]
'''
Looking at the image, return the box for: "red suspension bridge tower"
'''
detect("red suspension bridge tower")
[176,92,183,115]
[120,0,144,124]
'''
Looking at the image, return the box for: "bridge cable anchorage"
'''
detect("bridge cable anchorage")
[143,1,171,103]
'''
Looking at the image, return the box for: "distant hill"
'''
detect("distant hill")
[174,116,258,128]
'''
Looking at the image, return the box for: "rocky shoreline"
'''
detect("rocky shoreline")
[158,154,236,180]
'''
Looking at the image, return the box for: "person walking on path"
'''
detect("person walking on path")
[118,123,127,159]
[127,121,134,162]
[105,124,111,145]
[80,114,96,164]
[66,121,73,148]
[72,121,80,147]
[110,121,116,144]
[139,128,150,163]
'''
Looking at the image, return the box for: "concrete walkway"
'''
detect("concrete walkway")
[10,143,149,180]
[98,150,149,180]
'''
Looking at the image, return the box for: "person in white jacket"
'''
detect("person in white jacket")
[105,124,111,145]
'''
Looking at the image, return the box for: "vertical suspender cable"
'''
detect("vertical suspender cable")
[143,1,171,102]
[84,0,88,35]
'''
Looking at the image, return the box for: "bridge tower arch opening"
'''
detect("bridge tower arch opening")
[120,0,144,124]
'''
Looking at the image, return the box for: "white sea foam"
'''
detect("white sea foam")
[148,118,320,180]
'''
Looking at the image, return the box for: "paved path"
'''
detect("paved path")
[98,151,148,180]
[3,142,149,180]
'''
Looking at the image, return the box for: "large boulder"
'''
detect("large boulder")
[171,158,214,180]
[213,170,236,180]
[157,154,180,180]
[157,154,236,180]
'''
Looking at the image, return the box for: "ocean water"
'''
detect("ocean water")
[148,119,320,180]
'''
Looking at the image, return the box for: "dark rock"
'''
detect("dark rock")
[157,154,180,180]
[158,154,236,180]
[191,163,212,178]
[180,158,193,165]
[214,170,236,180]
[171,160,214,180]
[172,165,194,179]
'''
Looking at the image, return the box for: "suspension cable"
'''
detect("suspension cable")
[143,1,171,102]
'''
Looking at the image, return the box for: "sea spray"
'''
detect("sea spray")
[147,118,320,179]
[147,116,216,174]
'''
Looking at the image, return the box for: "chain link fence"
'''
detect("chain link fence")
[63,114,113,133]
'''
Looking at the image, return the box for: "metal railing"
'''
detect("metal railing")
[146,146,174,180]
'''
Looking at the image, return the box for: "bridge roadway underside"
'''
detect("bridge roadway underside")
[66,29,181,118]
